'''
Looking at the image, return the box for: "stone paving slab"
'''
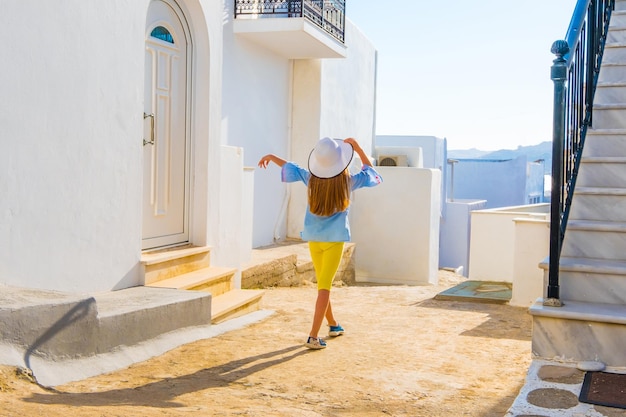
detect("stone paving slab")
[506,359,626,416]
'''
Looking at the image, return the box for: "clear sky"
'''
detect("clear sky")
[346,0,578,150]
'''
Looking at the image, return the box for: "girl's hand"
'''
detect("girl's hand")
[344,137,372,167]
[344,137,359,150]
[258,155,272,169]
[258,154,287,168]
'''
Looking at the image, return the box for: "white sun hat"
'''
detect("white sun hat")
[308,137,354,179]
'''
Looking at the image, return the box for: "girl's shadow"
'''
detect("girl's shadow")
[24,344,311,408]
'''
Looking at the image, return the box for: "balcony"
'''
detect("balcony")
[233,0,347,59]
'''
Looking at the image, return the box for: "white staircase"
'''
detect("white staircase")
[530,0,626,367]
[141,245,264,324]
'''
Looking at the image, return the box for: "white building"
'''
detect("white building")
[0,0,379,293]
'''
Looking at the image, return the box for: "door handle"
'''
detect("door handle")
[143,113,155,146]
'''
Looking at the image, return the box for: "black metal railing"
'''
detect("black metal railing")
[546,0,614,305]
[234,0,346,43]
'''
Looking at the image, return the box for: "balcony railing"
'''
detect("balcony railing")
[234,0,346,43]
[547,0,614,305]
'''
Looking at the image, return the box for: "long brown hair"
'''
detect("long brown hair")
[308,169,351,216]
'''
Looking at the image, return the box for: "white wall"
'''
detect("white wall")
[287,59,322,241]
[218,146,249,288]
[320,23,377,150]
[0,1,149,292]
[0,0,227,292]
[447,156,528,209]
[222,0,293,248]
[439,199,487,276]
[511,218,550,307]
[351,167,441,285]
[469,204,549,283]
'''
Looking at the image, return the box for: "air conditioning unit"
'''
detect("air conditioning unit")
[378,155,408,167]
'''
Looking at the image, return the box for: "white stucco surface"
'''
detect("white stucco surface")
[469,204,549,284]
[511,218,550,307]
[0,0,227,292]
[439,199,487,276]
[0,1,148,291]
[351,166,441,285]
[446,156,534,209]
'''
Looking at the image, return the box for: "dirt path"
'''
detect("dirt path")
[0,272,532,416]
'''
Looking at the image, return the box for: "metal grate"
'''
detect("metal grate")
[234,0,345,43]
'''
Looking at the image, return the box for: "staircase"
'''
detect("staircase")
[530,0,626,367]
[141,245,264,324]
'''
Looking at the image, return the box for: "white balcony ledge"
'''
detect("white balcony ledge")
[233,17,347,59]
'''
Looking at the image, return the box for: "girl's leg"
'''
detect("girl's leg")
[308,242,344,339]
[310,289,330,338]
[325,298,338,326]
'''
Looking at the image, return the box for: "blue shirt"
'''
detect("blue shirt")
[281,162,383,242]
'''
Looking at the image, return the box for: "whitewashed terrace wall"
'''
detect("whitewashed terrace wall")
[469,204,550,306]
[351,166,441,285]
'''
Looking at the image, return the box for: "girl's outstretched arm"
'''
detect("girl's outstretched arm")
[344,137,372,167]
[258,154,287,169]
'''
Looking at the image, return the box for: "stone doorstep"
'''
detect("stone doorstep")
[241,240,356,288]
[0,286,212,361]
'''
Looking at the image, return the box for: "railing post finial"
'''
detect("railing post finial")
[550,40,570,80]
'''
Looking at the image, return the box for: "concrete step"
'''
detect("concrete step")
[597,62,626,83]
[608,25,626,43]
[561,220,626,261]
[570,187,626,222]
[211,289,265,324]
[0,286,211,361]
[577,156,626,187]
[583,128,626,157]
[530,298,626,367]
[146,266,236,296]
[595,80,626,103]
[614,0,626,12]
[601,41,626,65]
[611,10,626,29]
[541,257,626,304]
[141,245,211,285]
[591,103,626,128]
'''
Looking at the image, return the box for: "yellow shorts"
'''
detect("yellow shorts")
[308,241,345,290]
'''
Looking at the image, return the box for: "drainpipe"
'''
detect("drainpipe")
[274,59,296,242]
[447,159,459,202]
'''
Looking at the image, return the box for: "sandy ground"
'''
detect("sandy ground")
[0,272,532,417]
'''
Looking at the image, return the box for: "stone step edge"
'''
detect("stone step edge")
[567,219,626,232]
[597,80,626,87]
[211,289,265,323]
[529,298,626,325]
[539,256,626,276]
[581,156,626,163]
[145,266,236,291]
[593,103,626,110]
[141,245,211,266]
[576,186,626,195]
[587,128,626,135]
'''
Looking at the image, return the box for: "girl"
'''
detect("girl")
[258,137,382,349]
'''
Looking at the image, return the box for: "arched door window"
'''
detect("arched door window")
[150,26,174,43]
